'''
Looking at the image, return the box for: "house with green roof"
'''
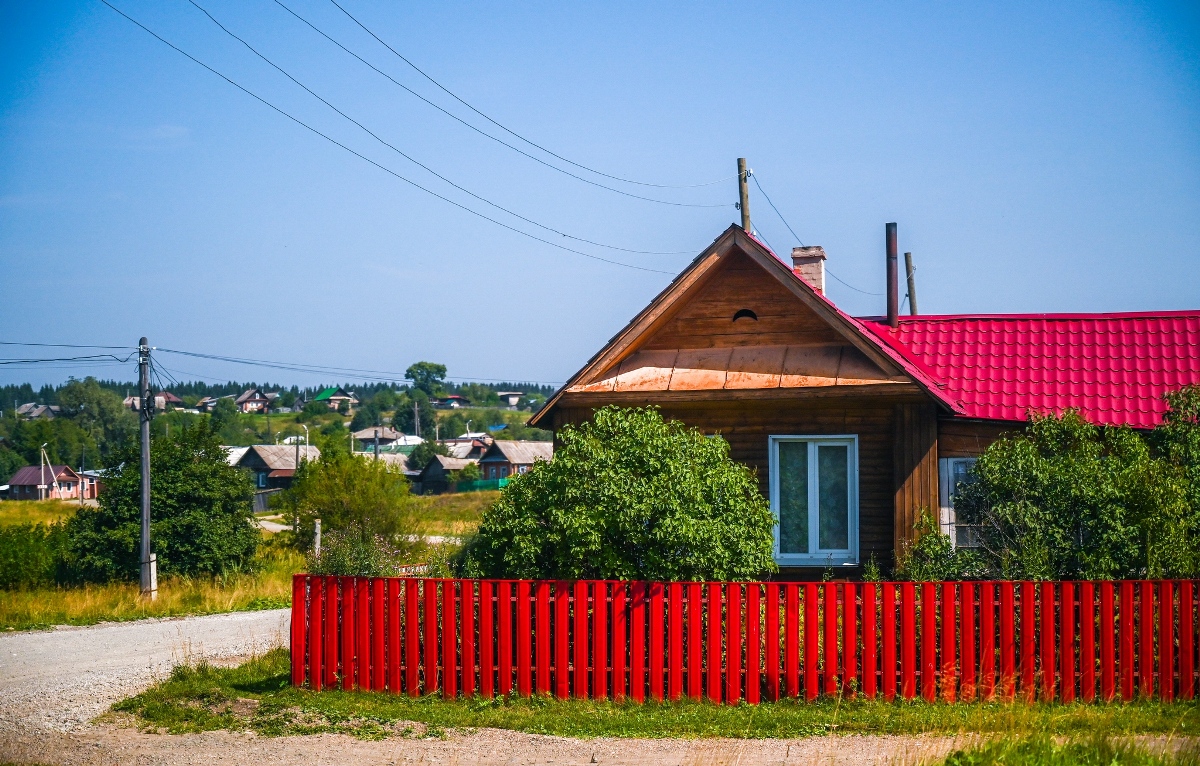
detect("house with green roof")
[312,386,358,410]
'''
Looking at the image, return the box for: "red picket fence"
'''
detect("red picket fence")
[290,576,1199,704]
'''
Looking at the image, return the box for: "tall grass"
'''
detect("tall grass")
[0,499,78,527]
[410,490,497,537]
[942,734,1200,765]
[0,547,304,631]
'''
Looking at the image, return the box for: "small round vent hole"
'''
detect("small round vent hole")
[732,309,758,322]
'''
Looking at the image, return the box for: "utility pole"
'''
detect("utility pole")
[904,252,919,316]
[737,158,751,232]
[374,428,379,461]
[413,400,421,439]
[138,337,156,600]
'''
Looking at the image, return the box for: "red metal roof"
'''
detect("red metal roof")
[6,465,79,486]
[859,311,1200,429]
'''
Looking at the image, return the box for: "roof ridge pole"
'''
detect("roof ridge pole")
[886,223,899,328]
[738,158,751,232]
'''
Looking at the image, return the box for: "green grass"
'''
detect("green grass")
[0,499,77,527]
[114,648,1200,743]
[410,490,497,537]
[0,546,304,631]
[942,734,1200,765]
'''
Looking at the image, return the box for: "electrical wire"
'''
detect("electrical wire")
[189,0,705,251]
[751,172,884,297]
[328,0,736,191]
[0,341,135,350]
[0,353,137,366]
[275,0,730,210]
[100,1,675,275]
[157,347,565,385]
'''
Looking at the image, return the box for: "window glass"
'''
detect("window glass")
[817,444,849,549]
[777,441,808,554]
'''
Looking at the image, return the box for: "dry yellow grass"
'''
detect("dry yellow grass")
[0,499,77,527]
[411,490,497,536]
[0,548,305,631]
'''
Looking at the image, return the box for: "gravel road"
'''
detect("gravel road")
[0,608,290,733]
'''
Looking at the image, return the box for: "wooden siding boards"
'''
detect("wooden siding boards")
[938,419,1022,458]
[893,404,940,555]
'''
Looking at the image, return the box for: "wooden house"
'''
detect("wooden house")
[529,224,1200,577]
[5,464,94,500]
[236,444,321,490]
[478,440,553,480]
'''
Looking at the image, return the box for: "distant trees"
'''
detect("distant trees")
[405,362,447,397]
[392,389,436,437]
[406,438,449,472]
[56,377,136,464]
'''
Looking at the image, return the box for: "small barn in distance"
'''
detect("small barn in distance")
[529,224,1200,577]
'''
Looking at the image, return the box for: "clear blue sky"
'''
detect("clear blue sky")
[2,0,1198,388]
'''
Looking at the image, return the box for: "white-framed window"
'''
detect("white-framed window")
[938,457,979,548]
[769,435,859,567]
[257,472,268,488]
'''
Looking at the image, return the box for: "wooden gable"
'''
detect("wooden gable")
[561,232,905,397]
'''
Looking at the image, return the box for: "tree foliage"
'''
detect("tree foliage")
[406,438,449,472]
[956,401,1200,580]
[459,406,776,581]
[56,377,137,464]
[405,362,447,397]
[274,452,418,559]
[65,420,258,582]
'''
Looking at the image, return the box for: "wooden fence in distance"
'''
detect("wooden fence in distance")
[290,576,1199,704]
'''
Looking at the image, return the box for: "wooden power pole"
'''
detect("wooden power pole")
[737,158,751,231]
[138,337,156,600]
[904,252,919,315]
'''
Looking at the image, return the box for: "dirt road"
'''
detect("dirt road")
[0,609,969,765]
[0,608,290,732]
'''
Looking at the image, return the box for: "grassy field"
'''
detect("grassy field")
[0,499,78,527]
[0,545,305,631]
[942,735,1200,765]
[115,648,1200,745]
[410,490,497,537]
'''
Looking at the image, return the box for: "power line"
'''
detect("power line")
[275,0,730,209]
[751,172,884,297]
[328,0,735,191]
[188,0,703,252]
[0,341,134,350]
[100,1,674,276]
[157,347,566,386]
[0,353,137,366]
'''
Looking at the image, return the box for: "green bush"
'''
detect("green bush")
[274,452,417,556]
[942,734,1199,766]
[459,406,776,581]
[956,403,1199,580]
[894,511,985,581]
[0,522,68,589]
[65,420,258,582]
[306,530,403,577]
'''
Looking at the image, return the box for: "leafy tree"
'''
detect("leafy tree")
[210,397,238,429]
[405,362,447,397]
[1153,385,1200,532]
[350,401,383,432]
[442,412,468,438]
[0,446,26,483]
[459,406,776,581]
[392,390,436,437]
[956,410,1196,579]
[8,417,97,468]
[372,389,398,411]
[301,400,328,418]
[460,383,499,407]
[275,452,417,557]
[449,462,481,482]
[406,438,450,472]
[56,377,136,463]
[64,420,258,582]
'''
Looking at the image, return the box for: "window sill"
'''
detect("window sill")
[774,556,859,567]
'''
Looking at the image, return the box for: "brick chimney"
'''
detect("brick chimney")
[791,246,826,294]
